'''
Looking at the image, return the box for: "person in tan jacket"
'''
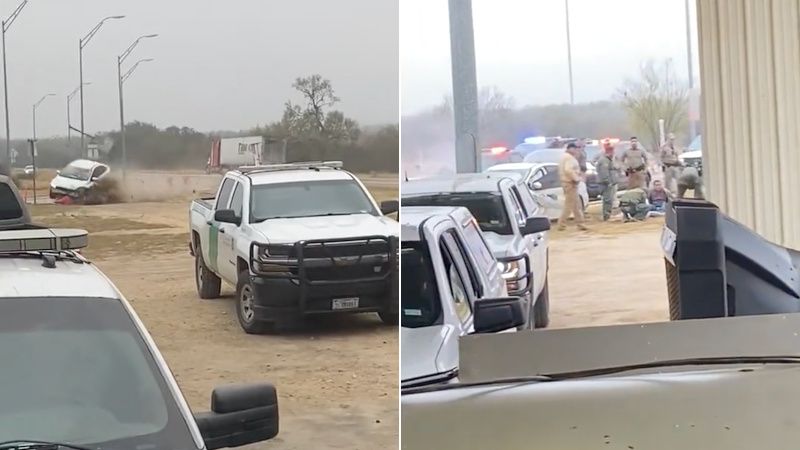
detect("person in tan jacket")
[557,143,587,231]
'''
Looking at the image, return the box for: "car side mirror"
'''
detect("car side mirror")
[215,209,241,225]
[194,383,279,450]
[56,170,61,175]
[90,176,98,181]
[473,297,525,333]
[380,200,399,215]
[530,181,543,190]
[520,216,550,235]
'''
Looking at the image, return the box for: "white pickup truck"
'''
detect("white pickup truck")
[400,205,522,389]
[402,173,552,329]
[189,161,399,334]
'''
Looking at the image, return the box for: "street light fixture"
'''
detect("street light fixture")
[118,34,157,178]
[78,15,125,157]
[33,93,55,143]
[1,0,29,169]
[67,82,91,146]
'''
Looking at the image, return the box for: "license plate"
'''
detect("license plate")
[332,297,360,310]
[661,226,677,261]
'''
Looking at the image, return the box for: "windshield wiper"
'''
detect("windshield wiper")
[0,440,96,450]
[402,355,800,395]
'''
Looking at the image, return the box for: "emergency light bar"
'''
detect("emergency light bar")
[523,136,547,145]
[238,161,343,174]
[0,228,88,253]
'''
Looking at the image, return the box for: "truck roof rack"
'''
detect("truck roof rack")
[237,161,343,175]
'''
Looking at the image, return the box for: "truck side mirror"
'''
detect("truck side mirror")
[214,209,241,226]
[473,297,525,333]
[530,181,542,190]
[520,216,550,235]
[194,383,279,450]
[380,200,399,215]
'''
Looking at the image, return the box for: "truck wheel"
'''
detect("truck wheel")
[236,270,270,334]
[378,311,398,325]
[195,252,221,299]
[534,278,550,329]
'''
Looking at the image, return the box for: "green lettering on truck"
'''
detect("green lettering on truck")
[208,223,219,272]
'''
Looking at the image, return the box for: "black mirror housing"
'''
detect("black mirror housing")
[473,297,525,333]
[214,209,241,225]
[521,216,550,235]
[195,383,279,450]
[380,200,399,215]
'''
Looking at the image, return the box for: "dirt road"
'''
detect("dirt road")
[29,180,399,450]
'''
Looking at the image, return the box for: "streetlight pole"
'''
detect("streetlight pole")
[565,0,574,104]
[67,83,90,148]
[31,93,54,206]
[32,93,55,144]
[78,15,125,158]
[118,34,157,179]
[2,0,28,170]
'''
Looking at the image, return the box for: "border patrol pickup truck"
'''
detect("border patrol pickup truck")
[0,175,278,450]
[189,161,399,333]
[403,173,551,329]
[401,205,525,389]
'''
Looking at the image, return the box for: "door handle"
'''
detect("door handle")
[206,221,213,226]
[219,228,226,234]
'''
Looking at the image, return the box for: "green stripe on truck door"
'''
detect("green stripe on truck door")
[208,224,219,272]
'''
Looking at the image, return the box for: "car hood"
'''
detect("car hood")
[401,325,457,382]
[251,213,398,243]
[50,175,90,191]
[481,231,521,259]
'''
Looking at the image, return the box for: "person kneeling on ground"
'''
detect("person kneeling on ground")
[619,187,651,222]
[677,166,705,199]
[647,180,672,213]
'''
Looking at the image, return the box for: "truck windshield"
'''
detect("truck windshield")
[59,164,92,181]
[250,179,377,221]
[402,193,512,235]
[401,243,442,328]
[0,297,197,450]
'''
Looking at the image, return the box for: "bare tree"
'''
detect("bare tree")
[291,74,340,134]
[618,59,689,152]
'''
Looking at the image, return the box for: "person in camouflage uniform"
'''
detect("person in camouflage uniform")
[622,137,648,189]
[619,187,650,222]
[595,141,618,221]
[677,166,704,199]
[660,133,682,192]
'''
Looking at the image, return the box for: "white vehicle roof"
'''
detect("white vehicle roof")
[0,256,119,298]
[66,159,105,170]
[680,149,702,159]
[401,205,473,242]
[403,173,521,197]
[240,168,354,186]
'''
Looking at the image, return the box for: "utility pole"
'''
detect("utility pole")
[448,0,480,173]
[565,0,575,104]
[685,0,696,140]
[2,0,28,169]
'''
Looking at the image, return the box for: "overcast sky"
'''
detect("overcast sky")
[4,0,398,139]
[401,0,699,114]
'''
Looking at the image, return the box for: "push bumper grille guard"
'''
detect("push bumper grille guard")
[497,253,533,297]
[249,235,398,285]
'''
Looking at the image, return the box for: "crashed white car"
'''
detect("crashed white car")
[49,159,110,200]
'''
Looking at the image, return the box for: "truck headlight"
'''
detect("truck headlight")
[498,260,520,280]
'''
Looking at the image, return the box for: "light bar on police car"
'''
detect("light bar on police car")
[523,136,547,145]
[0,228,89,253]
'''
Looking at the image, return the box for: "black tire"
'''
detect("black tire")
[378,310,398,325]
[236,270,270,334]
[533,278,550,329]
[195,251,221,299]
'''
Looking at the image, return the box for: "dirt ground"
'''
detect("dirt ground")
[29,175,399,450]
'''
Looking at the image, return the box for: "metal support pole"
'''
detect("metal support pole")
[2,24,9,167]
[448,0,479,174]
[28,138,35,205]
[118,56,126,180]
[67,97,71,144]
[565,0,574,104]
[685,0,696,140]
[79,41,85,157]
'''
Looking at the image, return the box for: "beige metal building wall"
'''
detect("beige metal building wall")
[697,0,800,249]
